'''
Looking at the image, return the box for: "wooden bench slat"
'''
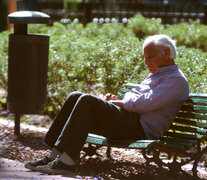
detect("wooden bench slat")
[86,133,159,149]
[119,88,131,94]
[187,98,207,105]
[176,112,207,121]
[170,124,207,135]
[189,93,207,98]
[164,131,205,141]
[125,83,138,89]
[174,118,207,129]
[181,104,207,112]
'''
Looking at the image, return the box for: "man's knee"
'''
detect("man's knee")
[77,94,98,106]
[66,91,83,100]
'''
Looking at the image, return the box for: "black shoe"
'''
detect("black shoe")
[24,156,52,171]
[36,158,75,175]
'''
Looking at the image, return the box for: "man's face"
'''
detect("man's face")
[143,43,170,74]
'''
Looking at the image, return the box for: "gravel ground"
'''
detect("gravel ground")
[1,119,207,180]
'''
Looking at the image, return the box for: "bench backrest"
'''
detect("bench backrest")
[118,83,207,144]
[164,93,207,143]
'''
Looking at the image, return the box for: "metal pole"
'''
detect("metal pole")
[17,0,24,11]
[14,113,20,135]
[85,0,92,25]
[204,3,207,25]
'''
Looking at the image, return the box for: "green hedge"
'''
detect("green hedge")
[163,21,207,51]
[39,22,146,116]
[0,14,207,117]
[127,14,207,51]
[126,14,164,39]
[0,30,9,90]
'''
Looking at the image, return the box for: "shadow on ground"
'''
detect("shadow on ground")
[73,157,201,180]
[0,124,205,180]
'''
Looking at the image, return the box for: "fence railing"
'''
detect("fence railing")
[1,0,207,32]
[35,0,207,25]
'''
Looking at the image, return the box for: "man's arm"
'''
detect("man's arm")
[123,77,189,113]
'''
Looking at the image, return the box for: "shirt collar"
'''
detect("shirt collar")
[149,64,178,76]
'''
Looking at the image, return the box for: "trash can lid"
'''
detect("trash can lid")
[8,11,50,24]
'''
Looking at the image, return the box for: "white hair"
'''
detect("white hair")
[143,34,177,59]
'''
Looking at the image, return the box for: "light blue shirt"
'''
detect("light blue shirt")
[123,64,189,139]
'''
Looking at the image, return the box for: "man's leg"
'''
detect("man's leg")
[29,93,146,174]
[25,91,83,170]
[44,91,84,148]
[54,94,146,161]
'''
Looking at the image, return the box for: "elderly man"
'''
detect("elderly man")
[25,34,189,174]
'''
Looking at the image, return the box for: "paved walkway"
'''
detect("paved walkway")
[0,119,80,180]
[0,158,79,180]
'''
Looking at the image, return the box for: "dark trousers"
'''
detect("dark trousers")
[44,92,147,161]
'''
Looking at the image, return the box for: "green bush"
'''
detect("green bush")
[0,30,9,90]
[44,22,145,116]
[176,46,207,93]
[126,14,164,39]
[0,18,207,117]
[163,21,207,51]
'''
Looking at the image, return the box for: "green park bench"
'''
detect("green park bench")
[83,83,207,178]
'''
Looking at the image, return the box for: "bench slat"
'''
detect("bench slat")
[164,131,204,140]
[169,124,207,135]
[86,133,159,149]
[119,88,131,94]
[125,83,138,89]
[174,118,207,129]
[187,98,207,105]
[189,93,207,98]
[181,104,207,112]
[176,112,207,121]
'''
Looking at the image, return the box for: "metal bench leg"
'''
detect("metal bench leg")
[192,146,207,178]
[142,149,163,168]
[106,146,112,159]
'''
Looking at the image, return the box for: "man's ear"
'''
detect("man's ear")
[165,47,171,58]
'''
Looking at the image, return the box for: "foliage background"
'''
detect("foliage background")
[0,14,207,117]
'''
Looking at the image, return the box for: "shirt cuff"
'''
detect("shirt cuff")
[123,99,134,111]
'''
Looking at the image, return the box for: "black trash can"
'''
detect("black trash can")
[7,11,50,134]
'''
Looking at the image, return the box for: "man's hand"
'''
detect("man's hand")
[104,93,118,101]
[104,93,124,109]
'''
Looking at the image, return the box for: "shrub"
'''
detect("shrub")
[0,20,207,117]
[0,30,9,91]
[176,46,207,93]
[163,21,207,51]
[44,22,144,116]
[126,14,165,39]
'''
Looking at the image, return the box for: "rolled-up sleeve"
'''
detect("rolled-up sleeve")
[123,76,189,113]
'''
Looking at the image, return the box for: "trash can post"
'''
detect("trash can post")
[7,11,50,135]
[14,113,20,135]
[14,23,27,34]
